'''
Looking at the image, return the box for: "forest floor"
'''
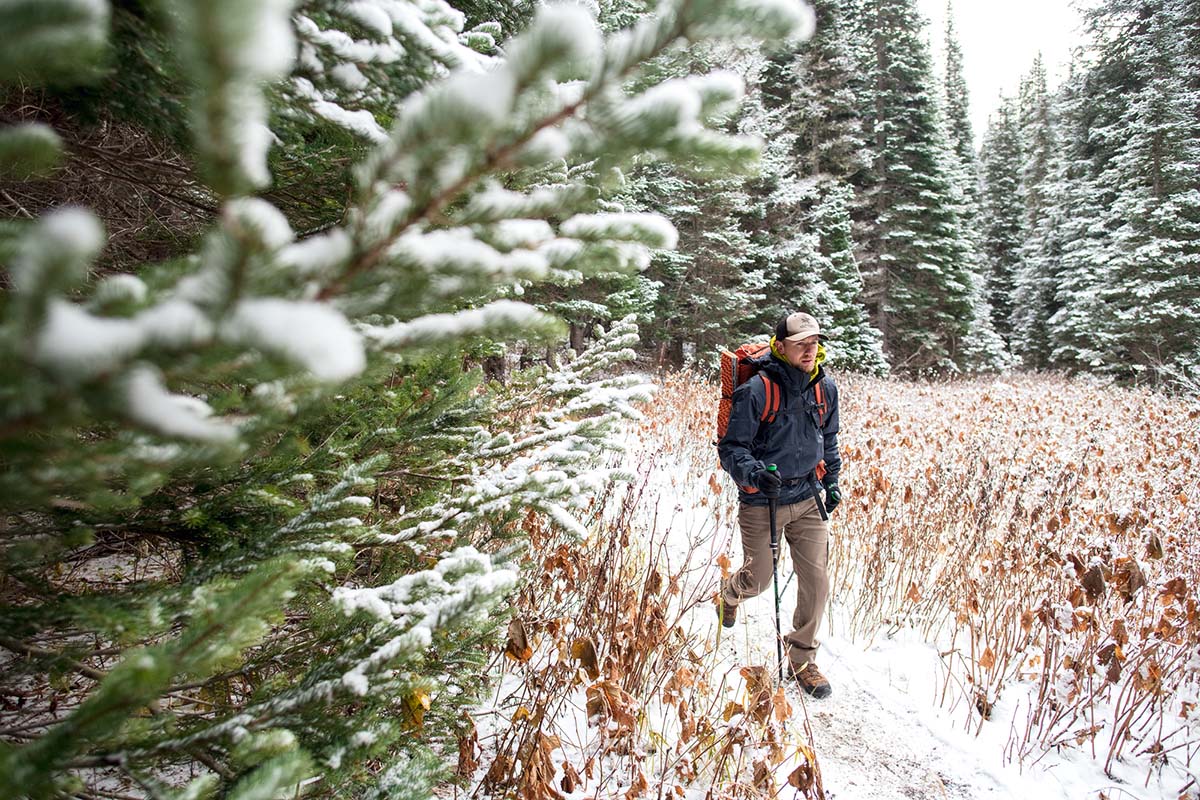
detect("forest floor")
[470,372,1199,800]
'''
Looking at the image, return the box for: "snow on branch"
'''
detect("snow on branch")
[224,298,366,382]
[504,4,601,84]
[122,364,238,443]
[32,299,214,382]
[385,227,550,281]
[333,545,517,695]
[374,318,652,544]
[10,207,103,300]
[560,212,678,248]
[361,300,562,349]
[458,184,598,225]
[172,0,298,195]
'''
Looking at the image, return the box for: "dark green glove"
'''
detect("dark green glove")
[823,481,841,513]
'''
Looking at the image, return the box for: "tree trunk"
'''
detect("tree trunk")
[569,322,587,354]
[655,340,685,370]
[482,354,506,383]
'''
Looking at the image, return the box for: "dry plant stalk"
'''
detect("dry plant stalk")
[471,370,824,800]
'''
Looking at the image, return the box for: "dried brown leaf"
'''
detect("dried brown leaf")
[1160,576,1187,605]
[560,759,581,794]
[505,617,533,662]
[678,699,695,744]
[739,665,773,696]
[1082,565,1106,602]
[752,759,775,793]
[773,686,792,722]
[787,744,820,792]
[906,581,922,604]
[457,718,479,778]
[585,680,637,733]
[624,769,648,800]
[571,637,600,680]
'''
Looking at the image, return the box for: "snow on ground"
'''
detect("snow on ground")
[714,581,1175,799]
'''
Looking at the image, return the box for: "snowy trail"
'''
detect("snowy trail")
[646,479,1022,798]
[701,573,1178,800]
[713,595,1040,800]
[689,493,1017,800]
[794,635,1011,800]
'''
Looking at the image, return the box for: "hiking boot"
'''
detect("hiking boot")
[793,662,832,698]
[716,596,737,628]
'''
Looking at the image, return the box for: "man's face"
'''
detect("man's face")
[781,336,819,372]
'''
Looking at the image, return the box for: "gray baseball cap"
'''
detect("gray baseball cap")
[775,312,827,342]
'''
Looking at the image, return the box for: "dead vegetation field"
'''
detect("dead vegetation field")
[470,371,1199,800]
[829,373,1200,776]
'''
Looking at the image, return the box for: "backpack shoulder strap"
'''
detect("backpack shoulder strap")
[759,373,781,425]
[813,375,830,428]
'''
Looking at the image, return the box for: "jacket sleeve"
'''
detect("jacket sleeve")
[718,376,766,487]
[822,378,841,485]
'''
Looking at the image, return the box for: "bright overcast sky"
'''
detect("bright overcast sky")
[915,0,1087,146]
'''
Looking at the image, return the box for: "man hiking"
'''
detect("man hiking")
[716,312,842,698]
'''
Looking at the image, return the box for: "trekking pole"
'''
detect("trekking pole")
[767,464,784,684]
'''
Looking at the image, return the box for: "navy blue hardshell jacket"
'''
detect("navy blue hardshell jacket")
[717,354,841,507]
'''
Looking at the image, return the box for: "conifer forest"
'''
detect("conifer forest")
[1,1,1198,799]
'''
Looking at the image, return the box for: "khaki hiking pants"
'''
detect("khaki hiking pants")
[721,498,829,671]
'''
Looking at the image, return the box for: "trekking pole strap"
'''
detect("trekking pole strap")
[773,475,829,521]
[808,473,829,521]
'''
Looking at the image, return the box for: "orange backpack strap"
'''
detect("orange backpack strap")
[759,374,780,425]
[813,377,828,427]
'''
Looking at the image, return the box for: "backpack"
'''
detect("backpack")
[716,341,831,480]
[716,342,778,444]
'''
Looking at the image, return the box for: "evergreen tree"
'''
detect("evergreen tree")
[784,0,870,183]
[635,160,764,365]
[1091,0,1200,378]
[1010,55,1059,366]
[855,0,976,372]
[735,0,884,368]
[838,0,875,93]
[978,96,1025,343]
[1045,1,1200,378]
[939,3,1008,370]
[738,85,825,339]
[1017,55,1054,234]
[524,33,772,364]
[1046,62,1121,371]
[941,5,977,209]
[0,1,812,797]
[810,183,888,373]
